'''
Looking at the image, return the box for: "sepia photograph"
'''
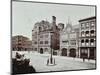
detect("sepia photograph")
[11,0,96,74]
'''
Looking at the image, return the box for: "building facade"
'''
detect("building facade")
[79,16,96,60]
[59,21,79,57]
[32,16,59,55]
[12,35,32,51]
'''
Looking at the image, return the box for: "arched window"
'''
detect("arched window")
[90,30,94,34]
[86,31,89,36]
[81,39,85,46]
[90,39,94,46]
[86,31,89,34]
[90,39,94,43]
[81,39,84,43]
[85,39,89,46]
[39,27,42,31]
[81,23,85,29]
[81,31,85,37]
[85,39,89,43]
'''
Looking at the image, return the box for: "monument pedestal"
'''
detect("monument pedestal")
[46,58,56,66]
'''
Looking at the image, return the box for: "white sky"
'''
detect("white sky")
[12,1,95,40]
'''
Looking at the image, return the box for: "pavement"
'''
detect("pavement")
[12,51,96,72]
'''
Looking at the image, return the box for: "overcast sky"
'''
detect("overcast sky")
[12,1,95,40]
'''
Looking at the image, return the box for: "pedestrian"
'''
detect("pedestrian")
[16,52,21,59]
[47,59,49,65]
[54,58,55,65]
[83,57,85,62]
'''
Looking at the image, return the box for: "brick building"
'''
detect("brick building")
[59,20,79,57]
[79,16,96,59]
[32,16,60,55]
[12,35,32,51]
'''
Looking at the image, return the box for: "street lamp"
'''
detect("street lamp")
[47,31,55,65]
[50,31,53,64]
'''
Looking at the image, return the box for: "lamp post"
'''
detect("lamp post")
[50,31,53,64]
[47,31,55,65]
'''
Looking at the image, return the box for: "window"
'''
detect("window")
[81,49,87,54]
[70,40,76,45]
[81,40,85,46]
[91,21,95,26]
[62,40,68,43]
[91,30,94,34]
[85,39,89,46]
[81,40,84,43]
[39,27,42,31]
[34,41,37,44]
[84,50,88,54]
[90,39,94,42]
[45,41,48,44]
[90,39,94,46]
[90,30,95,36]
[85,39,89,43]
[86,22,89,28]
[90,21,95,29]
[81,49,84,53]
[81,23,84,27]
[40,41,43,44]
[81,23,85,29]
[81,31,85,37]
[18,43,21,45]
[86,31,89,34]
[86,31,89,36]
[70,33,76,38]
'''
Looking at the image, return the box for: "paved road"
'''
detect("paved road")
[12,51,96,72]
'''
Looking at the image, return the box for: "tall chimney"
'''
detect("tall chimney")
[52,16,56,25]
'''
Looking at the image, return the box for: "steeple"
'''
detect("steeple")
[65,17,72,32]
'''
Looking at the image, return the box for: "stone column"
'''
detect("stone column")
[88,48,90,59]
[76,48,79,58]
[78,48,81,58]
[67,48,69,57]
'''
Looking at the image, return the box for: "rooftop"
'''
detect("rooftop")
[79,16,96,22]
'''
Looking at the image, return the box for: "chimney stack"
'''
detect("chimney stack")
[52,16,56,25]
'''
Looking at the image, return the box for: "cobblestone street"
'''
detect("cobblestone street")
[12,51,96,72]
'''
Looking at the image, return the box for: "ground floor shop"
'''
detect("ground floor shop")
[79,47,96,60]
